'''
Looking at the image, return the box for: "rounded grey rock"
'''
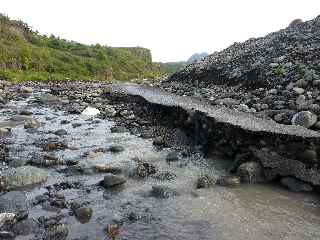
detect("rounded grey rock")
[291,111,317,128]
[102,174,126,188]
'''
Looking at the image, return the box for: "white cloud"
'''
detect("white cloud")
[2,0,320,62]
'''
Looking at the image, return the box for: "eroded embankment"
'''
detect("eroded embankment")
[109,84,320,189]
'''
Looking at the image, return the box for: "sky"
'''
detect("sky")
[2,0,320,62]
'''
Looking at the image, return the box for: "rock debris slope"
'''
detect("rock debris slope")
[164,15,320,129]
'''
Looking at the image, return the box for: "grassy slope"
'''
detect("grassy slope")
[158,62,187,76]
[0,14,160,82]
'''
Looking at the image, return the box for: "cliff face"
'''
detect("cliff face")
[169,16,320,89]
[0,15,30,40]
[115,47,153,63]
[0,14,160,82]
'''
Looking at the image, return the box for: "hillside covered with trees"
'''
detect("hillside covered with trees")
[0,14,161,82]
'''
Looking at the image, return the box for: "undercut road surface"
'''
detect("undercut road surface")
[112,84,320,140]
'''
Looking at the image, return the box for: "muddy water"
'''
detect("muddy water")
[1,91,320,240]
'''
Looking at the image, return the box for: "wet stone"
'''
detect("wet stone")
[19,110,33,116]
[151,171,177,181]
[20,87,33,94]
[34,195,50,205]
[44,223,68,240]
[72,123,82,128]
[135,162,157,178]
[53,129,68,136]
[108,145,124,153]
[196,175,215,189]
[0,128,10,137]
[60,120,70,125]
[110,125,128,133]
[153,136,165,146]
[42,142,68,151]
[216,176,241,187]
[151,185,179,199]
[24,119,40,129]
[102,174,126,188]
[94,164,122,174]
[0,213,16,228]
[74,207,93,224]
[292,87,305,95]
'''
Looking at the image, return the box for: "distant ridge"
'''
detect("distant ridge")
[187,52,209,63]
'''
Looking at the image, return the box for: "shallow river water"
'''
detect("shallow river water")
[1,90,320,240]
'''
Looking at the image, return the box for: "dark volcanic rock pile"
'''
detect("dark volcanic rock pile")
[162,15,320,129]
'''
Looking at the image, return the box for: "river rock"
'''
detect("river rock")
[94,164,122,174]
[19,110,33,116]
[281,177,313,192]
[295,95,306,105]
[308,104,320,114]
[153,136,165,146]
[102,174,126,188]
[60,120,70,125]
[74,207,93,224]
[151,185,179,198]
[196,175,215,188]
[0,128,10,137]
[43,223,68,240]
[37,94,61,105]
[24,118,40,129]
[108,145,124,153]
[292,87,305,95]
[237,162,264,183]
[291,111,317,128]
[151,171,177,181]
[42,142,68,151]
[110,126,128,133]
[216,175,241,187]
[0,213,15,228]
[135,162,157,178]
[3,166,48,190]
[20,87,33,94]
[54,129,68,136]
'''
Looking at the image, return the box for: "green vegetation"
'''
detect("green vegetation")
[0,14,161,82]
[272,65,284,77]
[158,62,187,76]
